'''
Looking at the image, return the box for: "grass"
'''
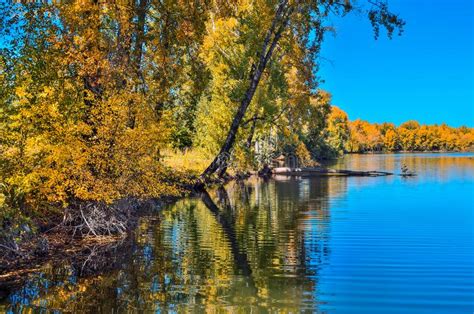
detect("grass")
[161,148,213,175]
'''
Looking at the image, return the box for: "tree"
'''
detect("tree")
[383,129,400,151]
[201,0,405,178]
[0,1,213,240]
[325,106,350,155]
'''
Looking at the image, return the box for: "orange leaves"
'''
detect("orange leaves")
[322,108,473,154]
[346,119,473,153]
[326,105,350,154]
[0,3,190,214]
[383,129,399,151]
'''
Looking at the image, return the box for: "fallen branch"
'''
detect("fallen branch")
[0,243,26,257]
[80,209,98,236]
[61,200,136,237]
[271,167,394,177]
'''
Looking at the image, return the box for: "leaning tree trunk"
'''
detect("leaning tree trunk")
[201,0,294,178]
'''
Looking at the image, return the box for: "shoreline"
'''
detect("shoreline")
[0,151,467,289]
[0,194,186,288]
[344,150,473,154]
[0,171,243,288]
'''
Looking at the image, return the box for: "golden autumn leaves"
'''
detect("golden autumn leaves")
[0,0,467,244]
[346,120,474,153]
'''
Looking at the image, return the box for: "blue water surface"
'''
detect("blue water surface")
[1,153,473,313]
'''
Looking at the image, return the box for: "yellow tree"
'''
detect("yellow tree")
[383,129,400,151]
[201,0,405,177]
[0,1,212,240]
[325,106,350,155]
[398,121,419,151]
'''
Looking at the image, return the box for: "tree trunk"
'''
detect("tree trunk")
[201,0,294,178]
[245,114,258,149]
[132,0,148,78]
[127,0,148,129]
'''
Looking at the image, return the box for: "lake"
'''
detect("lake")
[1,153,473,313]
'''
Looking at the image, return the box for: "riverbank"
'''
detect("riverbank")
[0,170,242,285]
[3,153,472,312]
[0,159,417,285]
[345,149,473,154]
[0,196,180,287]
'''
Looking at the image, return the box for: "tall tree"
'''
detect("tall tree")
[0,1,214,240]
[201,0,405,178]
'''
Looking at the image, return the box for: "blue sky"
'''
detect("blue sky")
[319,0,473,127]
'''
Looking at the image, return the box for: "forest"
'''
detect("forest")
[0,1,472,260]
[347,119,474,153]
[328,111,474,155]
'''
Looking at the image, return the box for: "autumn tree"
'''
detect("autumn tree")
[0,1,213,241]
[341,119,472,153]
[324,106,350,156]
[201,0,405,178]
[383,129,400,151]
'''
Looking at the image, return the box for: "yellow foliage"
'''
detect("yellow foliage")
[346,119,474,153]
[0,3,189,217]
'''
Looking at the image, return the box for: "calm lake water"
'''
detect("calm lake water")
[1,153,473,313]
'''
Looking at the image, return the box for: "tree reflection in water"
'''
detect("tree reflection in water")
[2,176,345,312]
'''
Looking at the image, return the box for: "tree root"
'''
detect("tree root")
[61,200,136,238]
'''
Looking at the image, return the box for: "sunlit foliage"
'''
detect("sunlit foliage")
[339,118,474,153]
[0,1,208,242]
[0,0,419,247]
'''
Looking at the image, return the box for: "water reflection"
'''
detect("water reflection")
[2,176,345,312]
[324,153,474,183]
[1,153,473,313]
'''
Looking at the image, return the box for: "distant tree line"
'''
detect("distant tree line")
[323,110,474,155]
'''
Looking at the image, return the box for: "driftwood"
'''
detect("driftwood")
[271,167,394,177]
[62,200,135,237]
[400,173,417,177]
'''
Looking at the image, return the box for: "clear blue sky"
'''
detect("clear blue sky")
[319,0,474,127]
